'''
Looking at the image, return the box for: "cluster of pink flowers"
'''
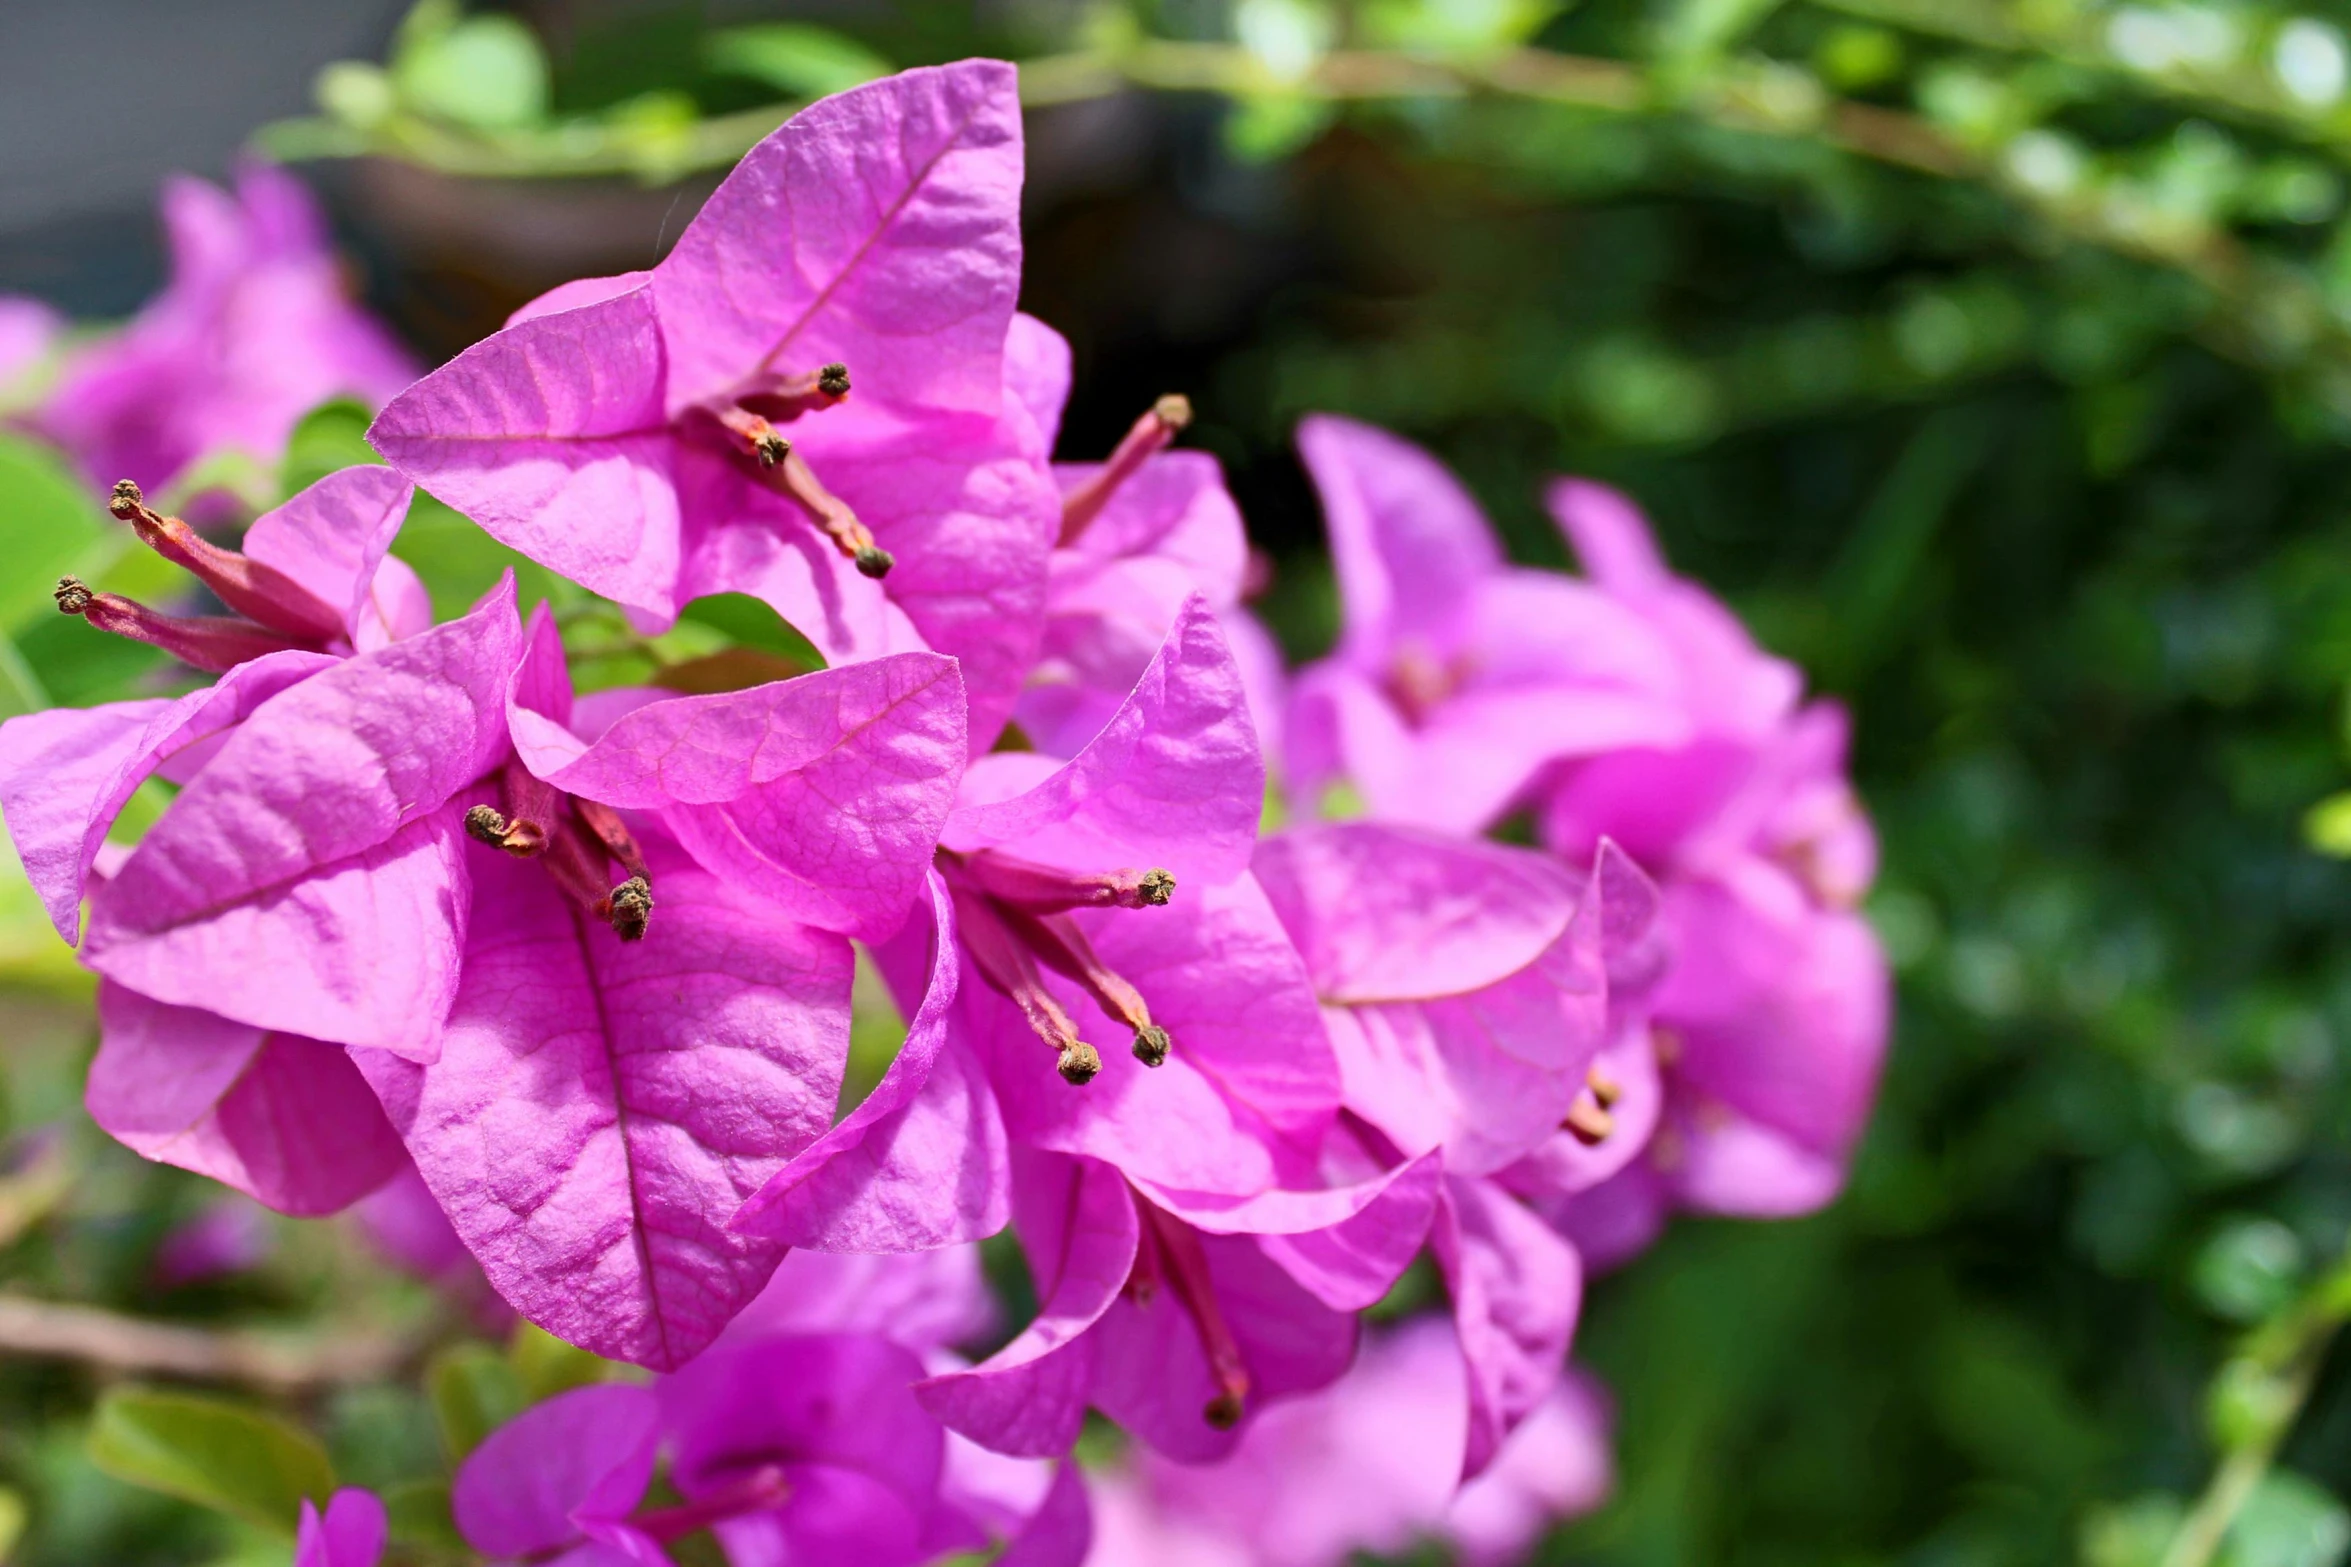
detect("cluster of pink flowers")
[0,61,1887,1567]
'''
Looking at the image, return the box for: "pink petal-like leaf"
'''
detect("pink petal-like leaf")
[240,465,417,647]
[0,650,333,942]
[732,874,1013,1252]
[369,288,684,620]
[916,1153,1137,1457]
[359,832,852,1370]
[518,652,966,943]
[453,1384,660,1558]
[90,982,404,1216]
[652,61,1024,418]
[84,583,520,1057]
[1434,1175,1582,1481]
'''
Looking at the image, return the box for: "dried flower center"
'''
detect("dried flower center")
[55,481,348,671]
[464,759,656,941]
[690,362,892,578]
[1057,393,1192,548]
[939,848,1179,1084]
[1129,1197,1250,1430]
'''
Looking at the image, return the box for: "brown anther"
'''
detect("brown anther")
[818,362,850,397]
[854,544,894,578]
[1586,1063,1622,1109]
[1133,1025,1171,1068]
[103,477,345,643]
[755,430,790,467]
[464,803,546,857]
[55,577,92,614]
[598,875,654,942]
[1058,1042,1103,1085]
[1204,1391,1245,1430]
[1152,393,1193,430]
[1563,1096,1615,1147]
[1137,869,1176,907]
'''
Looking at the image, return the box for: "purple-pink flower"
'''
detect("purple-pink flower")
[26,162,416,505]
[294,1489,387,1567]
[369,61,1056,749]
[1084,1315,1611,1567]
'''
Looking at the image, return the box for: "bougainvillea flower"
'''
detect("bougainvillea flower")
[735,596,1333,1257]
[998,317,1252,757]
[1282,415,1689,832]
[455,1350,1089,1567]
[1083,1316,1611,1567]
[28,162,415,503]
[1533,481,1890,1223]
[1253,822,1661,1475]
[917,1145,1439,1465]
[0,466,422,943]
[294,1488,387,1567]
[359,606,966,1368]
[87,980,406,1214]
[72,576,518,1058]
[453,1384,667,1566]
[369,62,1056,748]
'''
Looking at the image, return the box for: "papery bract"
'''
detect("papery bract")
[1082,1316,1612,1567]
[736,597,1332,1259]
[453,1383,666,1566]
[370,62,1055,748]
[1283,416,1688,832]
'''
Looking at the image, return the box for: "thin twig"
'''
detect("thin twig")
[0,1294,414,1391]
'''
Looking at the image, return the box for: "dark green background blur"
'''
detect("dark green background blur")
[12,1,2351,1563]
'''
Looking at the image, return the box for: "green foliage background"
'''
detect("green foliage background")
[16,0,2351,1562]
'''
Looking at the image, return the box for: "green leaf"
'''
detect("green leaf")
[279,398,383,501]
[677,592,826,667]
[86,1388,334,1536]
[393,4,549,131]
[0,626,47,719]
[2306,790,2351,856]
[2222,1471,2351,1567]
[424,1343,524,1463]
[509,1321,617,1403]
[381,1477,466,1553]
[391,491,565,622]
[0,1486,24,1561]
[0,432,105,631]
[702,24,890,100]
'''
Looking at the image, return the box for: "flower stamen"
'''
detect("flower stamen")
[108,480,346,643]
[1058,393,1192,547]
[1137,1200,1249,1430]
[54,576,324,672]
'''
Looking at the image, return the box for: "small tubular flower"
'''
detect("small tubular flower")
[914,1145,1439,1464]
[733,596,1337,1259]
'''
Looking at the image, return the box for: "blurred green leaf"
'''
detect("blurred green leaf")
[0,1487,23,1562]
[278,398,382,501]
[425,1342,524,1463]
[86,1388,334,1536]
[391,491,563,621]
[381,1478,465,1553]
[0,432,106,632]
[702,23,890,99]
[509,1321,615,1403]
[2222,1472,2351,1567]
[393,0,550,131]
